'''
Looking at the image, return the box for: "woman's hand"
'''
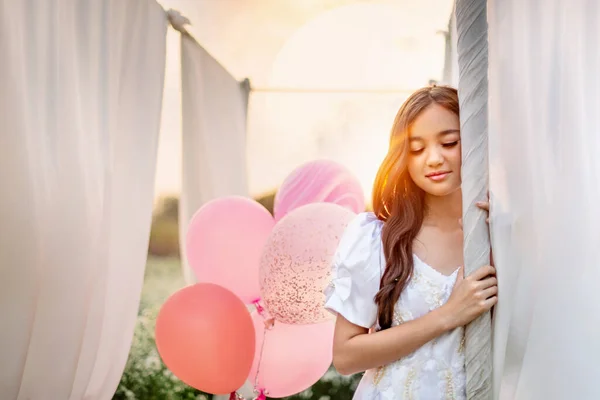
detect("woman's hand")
[459,194,494,266]
[458,195,490,226]
[476,198,490,223]
[441,265,498,329]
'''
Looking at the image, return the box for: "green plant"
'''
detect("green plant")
[285,368,361,400]
[148,196,180,257]
[255,191,275,215]
[114,307,209,400]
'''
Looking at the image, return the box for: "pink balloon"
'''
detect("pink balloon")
[260,203,355,324]
[273,159,365,221]
[186,196,275,304]
[248,312,335,398]
[155,284,255,394]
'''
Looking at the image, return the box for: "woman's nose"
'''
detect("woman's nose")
[426,148,444,167]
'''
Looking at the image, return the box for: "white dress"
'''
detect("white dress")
[324,212,466,400]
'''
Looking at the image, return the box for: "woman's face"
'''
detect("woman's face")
[406,103,462,197]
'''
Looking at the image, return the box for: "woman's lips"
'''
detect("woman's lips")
[426,171,451,181]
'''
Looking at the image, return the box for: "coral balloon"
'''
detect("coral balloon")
[249,312,335,398]
[155,283,255,394]
[186,196,275,303]
[259,203,355,324]
[273,159,365,221]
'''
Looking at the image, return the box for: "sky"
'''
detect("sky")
[154,0,454,200]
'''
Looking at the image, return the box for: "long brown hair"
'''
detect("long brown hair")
[372,85,459,329]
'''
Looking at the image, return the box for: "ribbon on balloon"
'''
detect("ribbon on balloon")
[229,299,272,400]
[230,297,335,400]
[250,299,274,400]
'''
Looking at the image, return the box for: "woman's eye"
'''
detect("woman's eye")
[410,148,424,154]
[442,141,459,148]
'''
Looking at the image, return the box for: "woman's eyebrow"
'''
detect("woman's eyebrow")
[409,129,460,142]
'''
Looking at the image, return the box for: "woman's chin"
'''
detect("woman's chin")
[420,182,461,198]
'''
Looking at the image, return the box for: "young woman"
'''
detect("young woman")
[324,85,496,399]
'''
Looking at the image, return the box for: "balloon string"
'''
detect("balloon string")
[254,324,267,392]
[252,299,274,398]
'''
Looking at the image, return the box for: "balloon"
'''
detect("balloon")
[249,312,335,398]
[186,196,275,303]
[273,159,365,221]
[155,283,255,394]
[260,203,355,324]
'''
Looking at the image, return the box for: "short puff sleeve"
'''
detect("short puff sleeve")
[324,212,383,328]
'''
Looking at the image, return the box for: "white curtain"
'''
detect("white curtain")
[441,3,459,86]
[0,1,167,399]
[179,34,250,284]
[488,1,600,399]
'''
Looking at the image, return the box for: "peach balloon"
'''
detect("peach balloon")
[249,312,335,398]
[155,283,255,394]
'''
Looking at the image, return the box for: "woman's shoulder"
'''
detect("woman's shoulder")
[334,211,384,274]
[324,212,383,328]
[341,212,383,242]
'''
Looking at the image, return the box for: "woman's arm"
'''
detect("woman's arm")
[332,307,452,375]
[332,264,497,375]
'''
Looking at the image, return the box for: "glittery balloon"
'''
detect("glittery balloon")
[259,203,356,324]
[273,159,365,221]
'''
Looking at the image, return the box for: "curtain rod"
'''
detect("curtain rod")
[249,86,416,94]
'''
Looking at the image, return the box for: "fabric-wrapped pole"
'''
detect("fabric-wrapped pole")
[455,0,492,398]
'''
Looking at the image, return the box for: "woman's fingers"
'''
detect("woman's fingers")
[470,265,496,281]
[482,295,498,310]
[481,285,498,299]
[478,276,498,290]
[476,201,490,211]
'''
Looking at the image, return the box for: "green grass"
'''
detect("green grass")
[138,256,186,314]
[115,256,208,400]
